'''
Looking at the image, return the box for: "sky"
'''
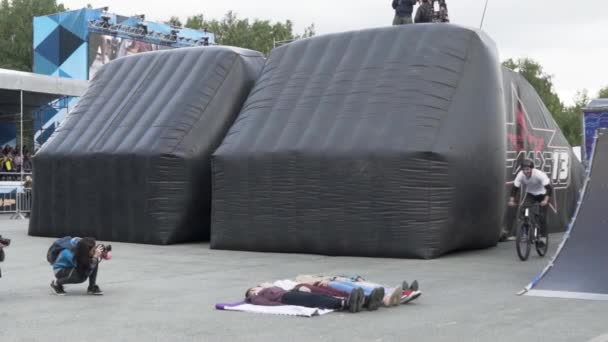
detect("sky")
[60,0,607,106]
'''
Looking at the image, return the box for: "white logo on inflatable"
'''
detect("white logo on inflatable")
[506,150,571,189]
[505,85,573,213]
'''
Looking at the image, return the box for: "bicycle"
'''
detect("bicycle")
[515,203,549,261]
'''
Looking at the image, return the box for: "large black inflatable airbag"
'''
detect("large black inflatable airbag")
[29,46,265,244]
[211,25,506,258]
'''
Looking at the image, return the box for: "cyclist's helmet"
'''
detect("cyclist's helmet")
[521,159,535,169]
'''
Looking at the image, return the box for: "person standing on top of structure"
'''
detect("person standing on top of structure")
[392,0,418,25]
[415,0,434,23]
[437,0,450,22]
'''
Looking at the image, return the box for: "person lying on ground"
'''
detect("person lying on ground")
[297,274,419,307]
[320,279,388,309]
[245,286,365,313]
[337,274,419,291]
[344,276,423,305]
[295,275,388,309]
[255,281,371,310]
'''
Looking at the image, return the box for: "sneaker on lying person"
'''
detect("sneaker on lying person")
[388,287,402,306]
[344,287,363,313]
[400,289,422,304]
[402,280,419,291]
[365,287,385,311]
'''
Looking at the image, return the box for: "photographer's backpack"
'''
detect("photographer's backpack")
[46,236,79,265]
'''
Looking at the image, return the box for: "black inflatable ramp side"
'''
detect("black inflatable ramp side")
[29,46,265,244]
[211,25,506,258]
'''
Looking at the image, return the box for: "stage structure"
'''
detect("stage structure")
[21,7,215,148]
[0,68,88,185]
[582,99,608,166]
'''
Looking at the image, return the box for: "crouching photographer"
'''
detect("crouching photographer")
[48,237,112,295]
[0,235,10,278]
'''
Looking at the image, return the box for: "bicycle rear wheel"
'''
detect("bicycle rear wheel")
[535,226,549,256]
[516,223,531,261]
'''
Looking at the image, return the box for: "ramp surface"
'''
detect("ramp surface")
[525,128,608,300]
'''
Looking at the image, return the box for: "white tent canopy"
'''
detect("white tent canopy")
[0,68,87,96]
[0,68,88,183]
[584,98,608,111]
[0,68,88,116]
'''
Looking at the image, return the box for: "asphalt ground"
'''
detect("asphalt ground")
[1,216,606,342]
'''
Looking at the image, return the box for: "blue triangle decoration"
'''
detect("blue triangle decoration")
[34,16,59,48]
[47,12,61,23]
[33,51,58,76]
[35,27,60,66]
[58,69,72,78]
[59,43,87,80]
[36,124,57,146]
[34,107,59,132]
[59,9,87,41]
[58,26,85,66]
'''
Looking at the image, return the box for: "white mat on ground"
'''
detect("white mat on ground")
[216,301,333,317]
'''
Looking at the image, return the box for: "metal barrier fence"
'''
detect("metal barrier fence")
[0,171,31,181]
[0,180,32,219]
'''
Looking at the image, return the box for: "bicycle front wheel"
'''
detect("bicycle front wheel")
[535,227,549,257]
[516,223,531,261]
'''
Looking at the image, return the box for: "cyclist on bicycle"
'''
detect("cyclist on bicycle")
[507,159,552,247]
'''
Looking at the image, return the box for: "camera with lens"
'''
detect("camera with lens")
[0,235,10,247]
[0,235,9,270]
[97,244,112,260]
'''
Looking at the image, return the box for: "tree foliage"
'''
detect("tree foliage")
[503,58,583,146]
[599,86,608,98]
[503,58,564,116]
[166,15,182,28]
[0,0,65,71]
[183,11,315,55]
[556,90,586,146]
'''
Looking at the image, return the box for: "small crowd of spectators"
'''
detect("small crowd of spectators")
[1,145,34,180]
[392,0,449,25]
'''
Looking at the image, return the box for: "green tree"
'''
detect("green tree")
[185,14,205,30]
[502,58,585,145]
[166,15,182,27]
[298,23,316,39]
[502,58,564,117]
[0,0,65,71]
[183,11,315,55]
[555,90,587,146]
[599,86,608,98]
